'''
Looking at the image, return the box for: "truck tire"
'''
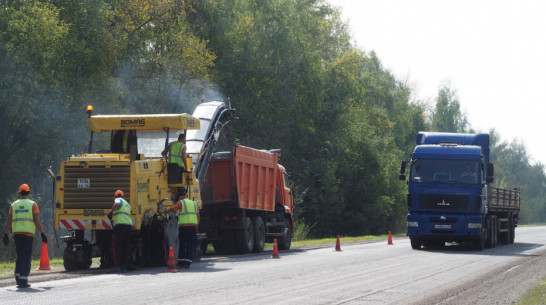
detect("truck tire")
[410,237,421,249]
[509,215,515,244]
[278,218,292,250]
[492,216,498,248]
[486,215,494,248]
[235,217,254,254]
[473,229,485,251]
[252,216,266,253]
[501,218,511,245]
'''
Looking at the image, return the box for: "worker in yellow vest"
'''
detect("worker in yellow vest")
[107,190,133,273]
[161,188,199,269]
[162,133,187,183]
[2,184,47,288]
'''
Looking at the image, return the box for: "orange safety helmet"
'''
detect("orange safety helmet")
[114,190,124,197]
[19,184,30,193]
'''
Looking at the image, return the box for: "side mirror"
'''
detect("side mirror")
[400,160,407,174]
[486,162,494,183]
[487,163,494,176]
[399,174,406,181]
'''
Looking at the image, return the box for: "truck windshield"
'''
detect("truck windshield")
[410,159,480,184]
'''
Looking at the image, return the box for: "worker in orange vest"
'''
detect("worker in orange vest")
[2,184,47,288]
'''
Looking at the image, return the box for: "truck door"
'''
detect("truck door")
[282,172,293,210]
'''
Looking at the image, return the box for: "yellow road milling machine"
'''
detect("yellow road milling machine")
[53,106,202,270]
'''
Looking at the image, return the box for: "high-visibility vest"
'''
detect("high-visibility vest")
[113,198,132,226]
[178,199,198,226]
[11,199,36,235]
[169,142,185,168]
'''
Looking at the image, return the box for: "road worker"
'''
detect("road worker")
[108,190,132,273]
[161,188,199,268]
[162,133,187,183]
[2,184,47,288]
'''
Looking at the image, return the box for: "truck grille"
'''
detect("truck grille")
[63,165,130,209]
[418,194,469,211]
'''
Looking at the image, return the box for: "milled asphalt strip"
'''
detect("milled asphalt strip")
[409,248,546,305]
[334,254,493,305]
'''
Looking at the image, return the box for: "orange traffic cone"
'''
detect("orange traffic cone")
[335,235,342,251]
[36,242,53,271]
[272,239,280,259]
[165,247,178,272]
[388,231,393,245]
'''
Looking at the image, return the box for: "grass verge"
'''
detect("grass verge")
[0,258,65,276]
[517,276,546,305]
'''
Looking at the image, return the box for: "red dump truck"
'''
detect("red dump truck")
[199,145,294,254]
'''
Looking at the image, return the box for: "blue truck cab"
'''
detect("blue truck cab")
[399,132,513,250]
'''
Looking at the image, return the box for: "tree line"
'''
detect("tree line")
[0,0,544,259]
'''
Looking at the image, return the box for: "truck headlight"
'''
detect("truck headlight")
[407,221,419,227]
[468,223,482,229]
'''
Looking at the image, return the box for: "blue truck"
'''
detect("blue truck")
[399,132,521,250]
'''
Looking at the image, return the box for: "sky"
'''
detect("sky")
[329,0,546,166]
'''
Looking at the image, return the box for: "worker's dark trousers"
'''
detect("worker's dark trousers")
[178,226,197,265]
[14,234,33,285]
[112,224,132,270]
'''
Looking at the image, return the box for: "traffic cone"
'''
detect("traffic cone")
[388,231,393,245]
[272,239,280,259]
[36,242,53,271]
[165,247,178,272]
[335,235,342,251]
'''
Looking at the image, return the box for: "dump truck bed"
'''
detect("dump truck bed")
[202,145,278,211]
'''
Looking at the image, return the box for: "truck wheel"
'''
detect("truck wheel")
[278,218,292,250]
[410,237,421,249]
[252,216,266,253]
[473,229,485,251]
[235,217,254,254]
[509,216,515,244]
[486,215,494,248]
[502,218,511,245]
[492,216,498,247]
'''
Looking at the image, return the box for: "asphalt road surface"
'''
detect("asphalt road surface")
[1,226,545,305]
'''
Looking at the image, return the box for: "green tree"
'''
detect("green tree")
[490,129,546,224]
[430,85,468,132]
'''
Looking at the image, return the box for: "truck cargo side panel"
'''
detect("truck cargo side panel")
[488,187,521,212]
[234,146,277,212]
